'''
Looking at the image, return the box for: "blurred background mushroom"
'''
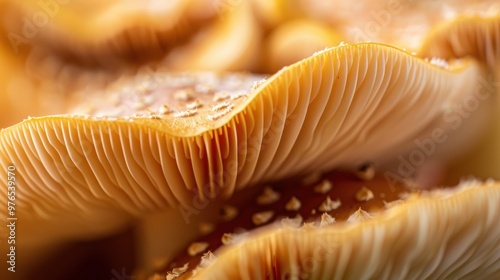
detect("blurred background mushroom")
[0,0,499,279]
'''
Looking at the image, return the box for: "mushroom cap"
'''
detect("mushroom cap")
[154,167,500,279]
[2,0,262,89]
[156,169,414,279]
[281,0,499,50]
[0,44,492,274]
[0,44,485,224]
[1,0,217,63]
[186,181,500,279]
[419,15,500,72]
[0,43,486,218]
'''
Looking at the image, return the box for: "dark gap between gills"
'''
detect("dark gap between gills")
[153,166,417,280]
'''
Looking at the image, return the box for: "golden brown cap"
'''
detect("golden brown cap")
[155,168,411,279]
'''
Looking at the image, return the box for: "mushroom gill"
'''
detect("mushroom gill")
[0,43,486,225]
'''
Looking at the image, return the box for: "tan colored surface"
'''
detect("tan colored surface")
[0,1,499,279]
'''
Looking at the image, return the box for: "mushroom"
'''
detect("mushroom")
[150,15,500,279]
[154,170,500,279]
[0,34,74,128]
[273,0,499,50]
[1,0,218,66]
[1,2,500,278]
[1,42,486,218]
[1,39,498,278]
[0,0,262,117]
[419,15,500,72]
[1,0,265,89]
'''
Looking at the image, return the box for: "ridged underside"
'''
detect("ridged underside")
[193,183,500,280]
[0,43,486,219]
